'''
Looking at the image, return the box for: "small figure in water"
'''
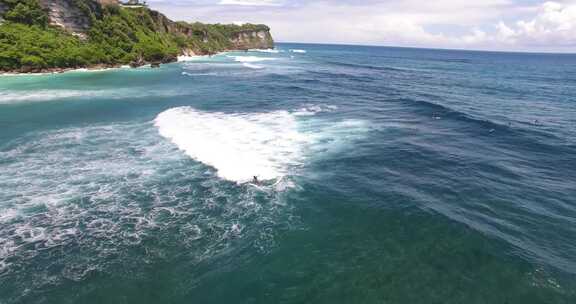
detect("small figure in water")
[253,176,259,184]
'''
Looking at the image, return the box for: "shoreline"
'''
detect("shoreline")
[0,48,276,77]
[0,63,146,77]
[0,64,135,77]
[0,58,199,77]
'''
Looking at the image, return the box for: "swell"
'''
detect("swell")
[387,97,576,272]
[392,96,575,149]
[321,60,408,73]
[372,131,576,275]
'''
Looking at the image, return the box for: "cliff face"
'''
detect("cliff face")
[0,0,274,72]
[230,30,274,50]
[34,0,274,51]
[38,0,102,37]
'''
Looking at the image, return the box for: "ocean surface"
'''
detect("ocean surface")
[1,43,575,303]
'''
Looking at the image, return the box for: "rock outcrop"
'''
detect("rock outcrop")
[230,29,274,50]
[32,0,274,50]
[38,0,103,37]
[0,0,274,73]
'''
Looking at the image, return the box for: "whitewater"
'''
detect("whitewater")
[1,44,576,303]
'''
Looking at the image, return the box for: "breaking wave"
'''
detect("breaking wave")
[228,56,278,63]
[178,55,204,62]
[154,106,366,183]
[0,121,293,298]
[0,88,185,105]
[250,49,281,53]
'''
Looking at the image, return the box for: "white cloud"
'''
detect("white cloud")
[494,1,576,47]
[435,1,576,50]
[151,0,576,52]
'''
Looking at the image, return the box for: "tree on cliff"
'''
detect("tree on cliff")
[2,0,47,26]
[0,0,272,72]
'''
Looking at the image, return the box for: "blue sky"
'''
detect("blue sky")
[149,0,576,52]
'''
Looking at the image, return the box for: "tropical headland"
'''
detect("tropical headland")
[0,0,274,73]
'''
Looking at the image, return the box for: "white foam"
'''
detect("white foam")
[0,120,299,289]
[154,106,369,184]
[243,63,265,70]
[70,68,110,73]
[290,49,307,53]
[155,107,310,182]
[0,72,55,77]
[0,208,18,223]
[229,56,277,63]
[0,66,133,78]
[0,90,91,103]
[251,49,281,53]
[293,104,339,116]
[178,55,204,62]
[0,88,185,105]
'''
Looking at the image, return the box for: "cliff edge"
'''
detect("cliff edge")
[0,0,274,73]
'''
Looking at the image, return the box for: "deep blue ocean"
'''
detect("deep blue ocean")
[1,43,575,303]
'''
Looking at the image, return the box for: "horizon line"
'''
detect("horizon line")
[275,41,576,56]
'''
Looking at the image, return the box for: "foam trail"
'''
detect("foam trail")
[0,121,295,291]
[0,90,89,103]
[178,55,204,62]
[155,106,369,183]
[0,88,186,105]
[243,63,265,70]
[229,56,277,63]
[251,49,281,53]
[290,49,307,54]
[294,104,339,116]
[155,107,310,182]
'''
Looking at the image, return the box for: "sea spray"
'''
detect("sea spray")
[154,106,366,183]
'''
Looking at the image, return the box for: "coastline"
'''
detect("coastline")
[0,64,144,77]
[0,64,133,77]
[0,47,279,77]
[0,56,177,76]
[0,0,274,78]
[0,49,267,77]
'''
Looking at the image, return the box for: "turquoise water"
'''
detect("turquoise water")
[1,44,576,303]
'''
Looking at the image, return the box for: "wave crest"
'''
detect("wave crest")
[154,106,367,183]
[155,107,308,182]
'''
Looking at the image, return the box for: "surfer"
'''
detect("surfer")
[252,176,259,185]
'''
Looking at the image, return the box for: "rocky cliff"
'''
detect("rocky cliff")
[230,29,274,50]
[0,0,274,72]
[34,0,273,51]
[38,0,102,36]
[143,8,273,52]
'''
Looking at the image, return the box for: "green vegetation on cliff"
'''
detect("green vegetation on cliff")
[1,0,47,26]
[0,0,272,72]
